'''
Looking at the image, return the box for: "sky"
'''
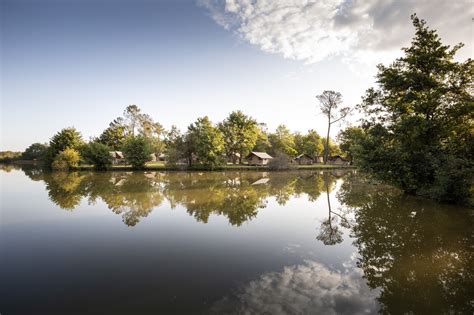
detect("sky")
[1,0,472,151]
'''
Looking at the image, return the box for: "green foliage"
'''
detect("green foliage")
[100,105,164,152]
[358,15,473,204]
[186,116,225,169]
[295,130,324,158]
[219,111,259,164]
[98,118,128,150]
[164,126,186,167]
[337,127,365,164]
[0,151,22,163]
[122,136,153,169]
[253,124,272,152]
[22,143,49,160]
[268,153,295,171]
[80,142,112,170]
[49,127,84,155]
[46,127,84,167]
[51,148,81,170]
[268,125,297,156]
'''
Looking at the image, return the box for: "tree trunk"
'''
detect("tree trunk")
[324,120,331,164]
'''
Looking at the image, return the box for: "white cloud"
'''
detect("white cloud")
[209,260,380,314]
[199,0,473,65]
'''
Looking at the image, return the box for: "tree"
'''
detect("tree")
[316,91,350,164]
[51,148,81,170]
[337,127,365,164]
[122,136,153,169]
[22,143,48,160]
[253,123,272,152]
[80,141,113,170]
[49,127,84,155]
[295,130,324,158]
[358,15,473,203]
[186,116,225,169]
[98,117,128,150]
[47,127,84,167]
[164,125,186,166]
[268,125,297,156]
[219,111,259,164]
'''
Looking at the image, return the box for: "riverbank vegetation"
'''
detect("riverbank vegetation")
[1,15,471,204]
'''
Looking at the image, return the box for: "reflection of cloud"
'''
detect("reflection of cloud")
[199,0,473,64]
[210,260,379,314]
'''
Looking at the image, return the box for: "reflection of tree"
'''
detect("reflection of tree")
[338,177,474,314]
[23,169,339,227]
[43,172,87,210]
[316,173,349,245]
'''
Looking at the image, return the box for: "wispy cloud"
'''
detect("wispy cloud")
[199,0,473,65]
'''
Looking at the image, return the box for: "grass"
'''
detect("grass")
[73,162,355,171]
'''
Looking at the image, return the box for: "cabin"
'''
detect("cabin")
[293,154,314,165]
[109,151,125,165]
[327,155,350,165]
[245,151,273,166]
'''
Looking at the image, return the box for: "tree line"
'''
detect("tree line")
[16,105,342,170]
[3,14,472,204]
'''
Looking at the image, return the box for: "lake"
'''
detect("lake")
[1,165,472,314]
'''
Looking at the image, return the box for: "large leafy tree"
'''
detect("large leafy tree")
[46,127,84,167]
[122,136,153,169]
[98,117,128,150]
[164,125,186,166]
[22,143,48,160]
[268,125,297,156]
[219,111,259,164]
[358,14,473,203]
[294,130,324,158]
[337,127,366,164]
[316,91,350,163]
[49,127,84,155]
[186,116,225,169]
[100,105,164,152]
[80,141,113,170]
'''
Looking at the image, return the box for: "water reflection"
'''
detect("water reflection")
[210,258,379,315]
[3,165,472,314]
[338,173,474,314]
[22,168,336,227]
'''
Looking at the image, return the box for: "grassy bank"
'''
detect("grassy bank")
[71,162,356,172]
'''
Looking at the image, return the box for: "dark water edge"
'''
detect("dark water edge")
[1,165,472,314]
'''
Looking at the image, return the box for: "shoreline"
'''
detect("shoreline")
[2,160,356,172]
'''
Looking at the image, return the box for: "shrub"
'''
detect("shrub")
[268,153,295,171]
[122,136,152,169]
[80,142,112,170]
[51,148,81,170]
[22,143,49,160]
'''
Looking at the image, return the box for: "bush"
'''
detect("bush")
[22,143,49,160]
[122,136,152,169]
[80,142,112,170]
[268,153,295,171]
[51,148,81,170]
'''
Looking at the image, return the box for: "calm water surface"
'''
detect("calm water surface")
[1,165,472,314]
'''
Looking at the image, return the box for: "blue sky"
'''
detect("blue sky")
[1,0,472,150]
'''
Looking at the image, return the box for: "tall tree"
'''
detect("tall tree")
[98,117,128,150]
[164,125,185,166]
[316,91,350,164]
[219,111,259,164]
[358,14,473,203]
[186,116,225,169]
[268,125,297,156]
